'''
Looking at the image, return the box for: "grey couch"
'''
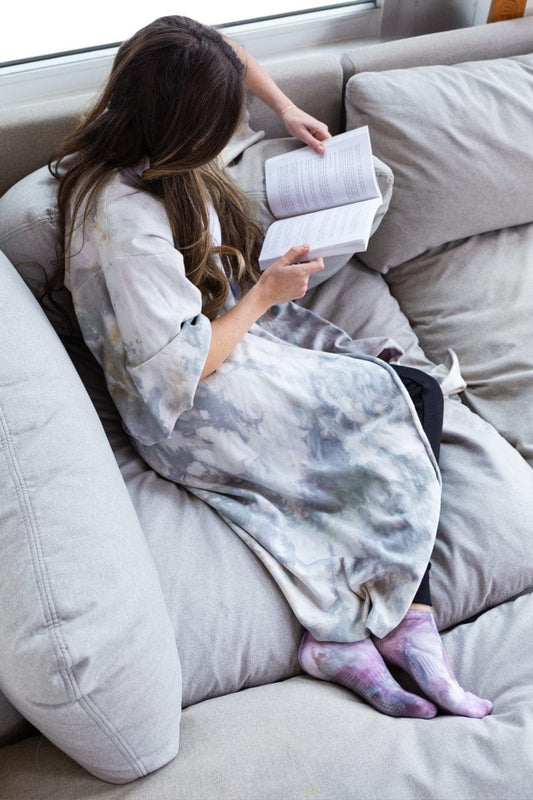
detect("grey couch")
[1,17,533,800]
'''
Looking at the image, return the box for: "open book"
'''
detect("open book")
[258,126,383,270]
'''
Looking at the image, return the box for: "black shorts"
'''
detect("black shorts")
[391,364,443,464]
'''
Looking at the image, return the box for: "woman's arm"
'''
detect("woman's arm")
[226,38,331,154]
[201,245,324,378]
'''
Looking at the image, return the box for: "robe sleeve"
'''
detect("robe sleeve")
[69,181,211,445]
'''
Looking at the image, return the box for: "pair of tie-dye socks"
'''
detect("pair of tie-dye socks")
[298,610,492,718]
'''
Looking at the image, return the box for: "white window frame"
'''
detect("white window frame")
[0,2,380,107]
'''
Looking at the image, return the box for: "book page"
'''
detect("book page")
[265,126,380,220]
[258,196,382,270]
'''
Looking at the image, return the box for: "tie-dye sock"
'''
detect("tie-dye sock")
[298,631,437,718]
[374,610,493,718]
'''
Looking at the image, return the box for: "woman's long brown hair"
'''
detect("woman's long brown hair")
[49,15,263,320]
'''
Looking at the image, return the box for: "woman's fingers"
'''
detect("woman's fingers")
[280,246,324,273]
[281,107,332,154]
[279,244,310,263]
[301,257,325,274]
[259,249,324,304]
[299,122,331,154]
[312,123,331,141]
[295,124,330,154]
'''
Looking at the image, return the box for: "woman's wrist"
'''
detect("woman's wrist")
[280,103,296,118]
[246,280,273,317]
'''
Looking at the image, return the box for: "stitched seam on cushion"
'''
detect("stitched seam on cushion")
[0,403,148,778]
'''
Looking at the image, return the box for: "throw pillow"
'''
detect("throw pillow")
[345,54,533,272]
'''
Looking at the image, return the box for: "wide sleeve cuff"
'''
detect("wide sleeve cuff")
[125,314,211,445]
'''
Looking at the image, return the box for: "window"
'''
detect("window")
[2,1,373,66]
[1,1,378,107]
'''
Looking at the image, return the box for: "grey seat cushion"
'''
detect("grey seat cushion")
[1,591,532,800]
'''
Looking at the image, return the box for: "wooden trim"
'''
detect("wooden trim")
[488,0,527,22]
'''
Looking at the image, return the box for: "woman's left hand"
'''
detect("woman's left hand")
[281,106,331,154]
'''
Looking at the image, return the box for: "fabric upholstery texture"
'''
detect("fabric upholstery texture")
[247,53,343,139]
[385,224,533,467]
[0,252,182,781]
[344,53,533,272]
[0,93,93,198]
[1,591,532,800]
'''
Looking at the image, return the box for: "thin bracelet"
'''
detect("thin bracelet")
[280,104,295,117]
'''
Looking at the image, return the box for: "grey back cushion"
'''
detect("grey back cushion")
[345,53,533,272]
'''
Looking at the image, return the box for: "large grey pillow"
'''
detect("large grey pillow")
[0,252,182,782]
[345,53,533,272]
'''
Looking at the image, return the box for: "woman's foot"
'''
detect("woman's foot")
[298,631,437,718]
[373,610,493,718]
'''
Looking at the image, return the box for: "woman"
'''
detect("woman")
[51,15,492,719]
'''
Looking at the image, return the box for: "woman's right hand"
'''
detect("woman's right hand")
[201,245,323,379]
[254,245,324,308]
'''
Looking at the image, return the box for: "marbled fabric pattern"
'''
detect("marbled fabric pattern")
[66,168,441,642]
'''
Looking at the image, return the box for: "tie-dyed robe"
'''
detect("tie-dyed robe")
[65,167,441,643]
